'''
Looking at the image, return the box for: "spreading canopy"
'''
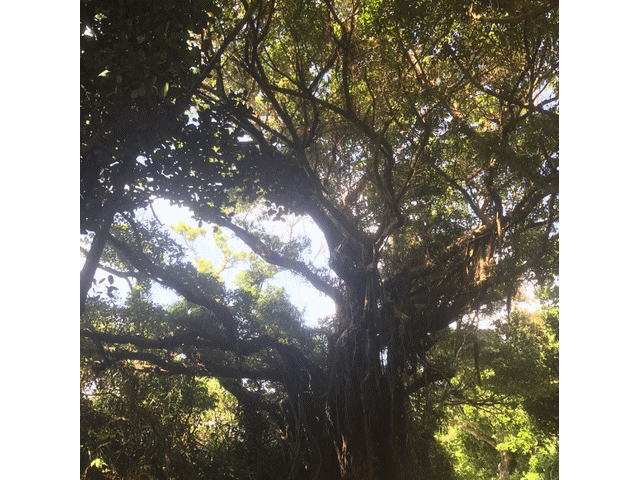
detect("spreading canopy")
[81,1,558,478]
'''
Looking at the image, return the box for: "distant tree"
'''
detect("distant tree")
[423,287,559,480]
[81,1,558,478]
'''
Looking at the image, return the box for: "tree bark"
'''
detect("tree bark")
[80,193,121,314]
[498,450,516,480]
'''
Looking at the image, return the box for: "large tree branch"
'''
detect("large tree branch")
[83,328,232,352]
[224,88,375,253]
[81,217,114,313]
[196,88,294,149]
[83,328,286,419]
[264,82,395,161]
[106,234,238,339]
[431,164,490,225]
[199,79,379,259]
[80,161,132,313]
[194,211,341,303]
[97,346,282,382]
[195,90,369,260]
[239,4,304,149]
[183,1,258,101]
[388,180,554,294]
[196,101,373,280]
[397,130,430,202]
[80,246,136,288]
[457,421,497,449]
[82,328,327,394]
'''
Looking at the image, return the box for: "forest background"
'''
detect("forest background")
[2,1,639,478]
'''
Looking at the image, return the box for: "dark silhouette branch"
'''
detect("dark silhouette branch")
[80,167,129,313]
[82,327,327,393]
[183,0,258,101]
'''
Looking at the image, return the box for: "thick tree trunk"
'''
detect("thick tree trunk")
[317,268,418,480]
[498,450,515,480]
[319,345,417,479]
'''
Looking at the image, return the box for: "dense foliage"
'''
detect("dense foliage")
[429,287,559,479]
[81,1,558,478]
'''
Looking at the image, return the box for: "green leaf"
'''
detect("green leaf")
[90,458,108,469]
